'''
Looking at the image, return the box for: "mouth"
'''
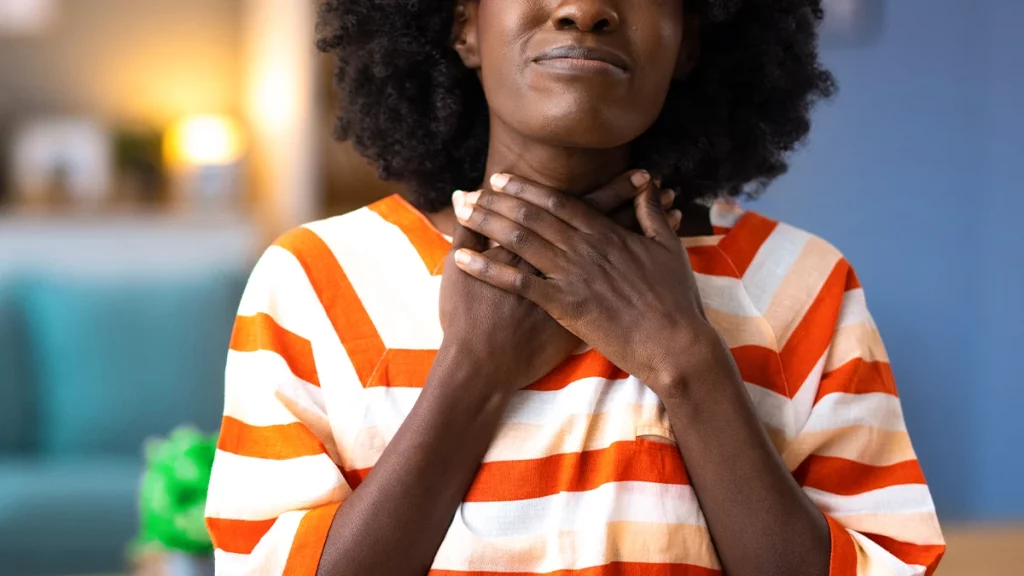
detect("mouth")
[532,45,630,75]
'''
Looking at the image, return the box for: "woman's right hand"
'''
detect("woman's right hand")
[436,171,680,395]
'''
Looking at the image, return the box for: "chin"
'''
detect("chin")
[528,107,646,150]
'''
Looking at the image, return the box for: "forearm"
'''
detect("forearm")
[659,335,830,576]
[316,344,511,576]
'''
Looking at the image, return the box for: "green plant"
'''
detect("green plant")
[136,426,218,555]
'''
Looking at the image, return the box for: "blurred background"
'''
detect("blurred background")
[0,0,1019,574]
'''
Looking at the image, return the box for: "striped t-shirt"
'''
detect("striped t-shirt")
[205,194,945,575]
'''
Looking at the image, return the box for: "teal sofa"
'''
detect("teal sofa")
[0,269,245,575]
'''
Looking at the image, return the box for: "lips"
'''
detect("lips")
[532,45,630,73]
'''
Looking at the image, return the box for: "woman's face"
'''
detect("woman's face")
[455,0,689,149]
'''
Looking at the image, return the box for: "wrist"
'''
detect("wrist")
[645,324,740,404]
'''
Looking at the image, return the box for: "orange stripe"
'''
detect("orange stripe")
[845,268,862,291]
[430,563,722,576]
[275,227,385,386]
[368,194,451,275]
[779,261,849,396]
[731,345,789,397]
[206,517,277,555]
[350,441,689,501]
[686,245,741,278]
[217,416,325,460]
[859,533,945,575]
[716,211,778,277]
[711,225,731,236]
[527,350,627,391]
[825,515,858,576]
[815,358,897,404]
[369,349,628,391]
[466,440,687,502]
[231,313,320,386]
[793,455,926,496]
[282,502,342,576]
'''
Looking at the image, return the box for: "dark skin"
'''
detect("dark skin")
[317,1,830,575]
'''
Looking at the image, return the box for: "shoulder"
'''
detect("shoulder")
[713,202,861,342]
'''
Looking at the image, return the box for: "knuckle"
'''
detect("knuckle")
[510,271,531,293]
[546,193,567,215]
[515,204,537,225]
[509,226,531,250]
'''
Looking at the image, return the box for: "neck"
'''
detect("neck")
[425,117,631,236]
[481,117,631,196]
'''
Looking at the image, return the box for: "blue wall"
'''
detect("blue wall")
[753,0,1023,521]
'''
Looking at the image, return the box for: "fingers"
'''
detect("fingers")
[610,187,680,234]
[634,186,681,249]
[580,170,655,215]
[457,189,577,252]
[451,191,490,253]
[453,190,564,274]
[453,248,555,306]
[491,173,614,234]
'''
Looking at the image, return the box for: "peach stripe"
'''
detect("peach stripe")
[704,308,777,350]
[817,359,898,403]
[275,227,385,386]
[767,239,845,347]
[782,426,916,469]
[778,260,850,397]
[368,194,451,275]
[282,502,342,576]
[793,455,926,496]
[824,323,890,373]
[231,313,320,387]
[206,517,277,555]
[217,416,325,460]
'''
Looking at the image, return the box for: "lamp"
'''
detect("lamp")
[163,115,247,210]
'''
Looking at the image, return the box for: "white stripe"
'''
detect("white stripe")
[338,375,663,435]
[838,288,871,329]
[206,451,349,521]
[224,351,324,426]
[744,382,796,437]
[805,393,907,433]
[850,531,927,576]
[694,272,762,318]
[743,223,811,314]
[805,484,936,517]
[457,481,704,539]
[306,210,445,351]
[214,550,253,576]
[709,200,744,228]
[237,246,325,339]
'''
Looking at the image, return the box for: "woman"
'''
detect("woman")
[205,1,945,575]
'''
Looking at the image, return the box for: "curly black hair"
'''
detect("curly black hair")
[316,0,836,213]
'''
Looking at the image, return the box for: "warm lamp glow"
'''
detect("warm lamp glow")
[164,115,247,166]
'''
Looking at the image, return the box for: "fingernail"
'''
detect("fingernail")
[452,190,465,208]
[630,171,651,188]
[490,173,511,191]
[455,203,473,222]
[660,189,674,205]
[465,191,481,206]
[654,177,663,188]
[454,249,473,266]
[671,209,683,223]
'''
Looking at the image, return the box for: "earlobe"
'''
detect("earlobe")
[452,1,482,69]
[674,14,701,80]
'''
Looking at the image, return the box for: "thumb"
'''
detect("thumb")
[634,186,677,248]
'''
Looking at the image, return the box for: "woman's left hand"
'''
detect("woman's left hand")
[451,170,731,396]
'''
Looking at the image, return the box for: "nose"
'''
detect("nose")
[550,0,620,33]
